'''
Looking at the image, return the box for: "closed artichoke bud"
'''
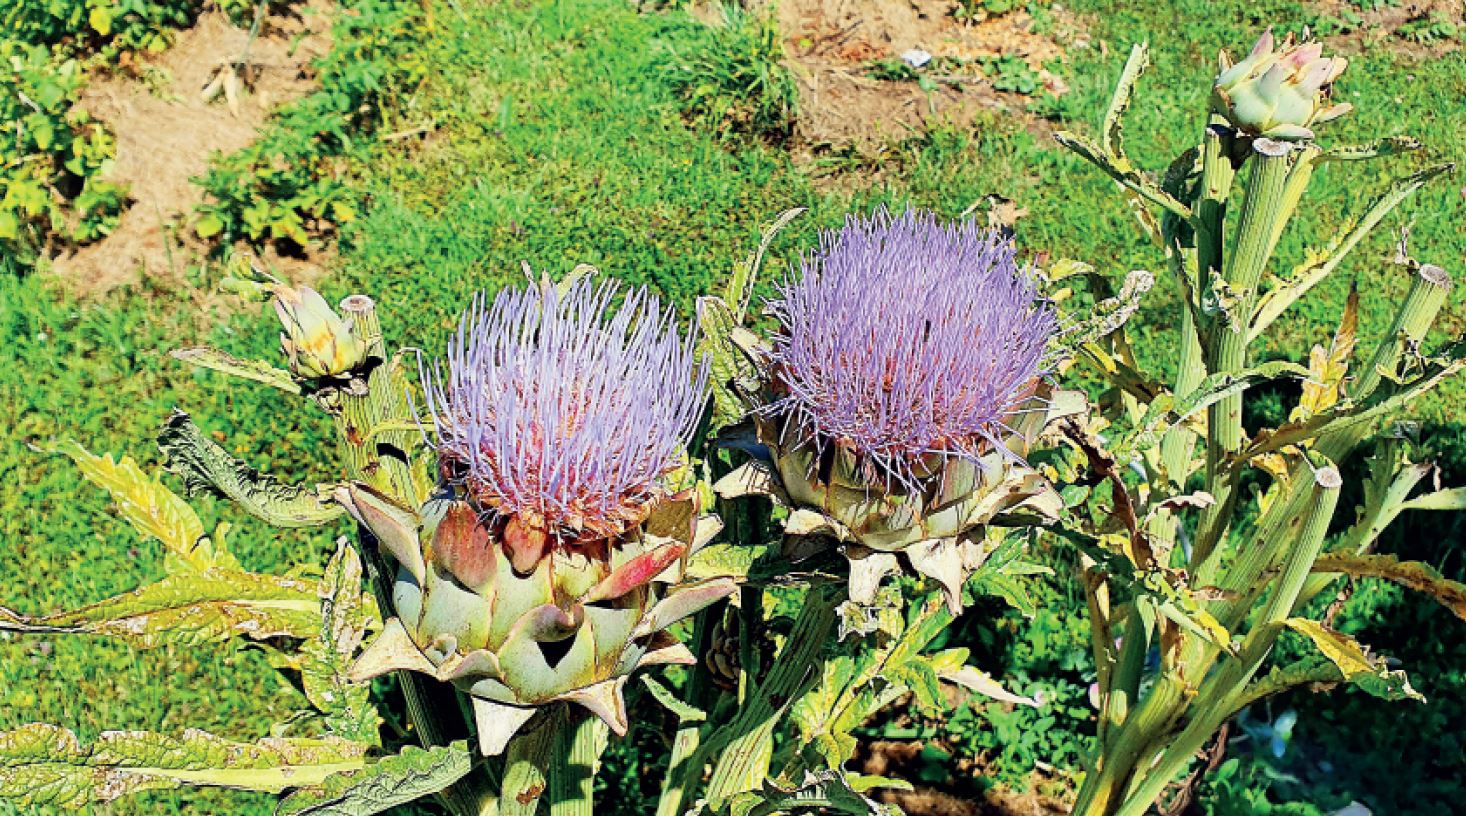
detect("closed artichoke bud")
[1212,29,1350,141]
[272,285,369,379]
[718,209,1072,614]
[346,278,733,755]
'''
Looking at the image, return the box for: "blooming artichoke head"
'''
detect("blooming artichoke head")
[718,209,1069,613]
[1212,28,1351,141]
[345,277,733,754]
[271,285,370,380]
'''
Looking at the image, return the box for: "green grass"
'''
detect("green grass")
[0,0,1462,813]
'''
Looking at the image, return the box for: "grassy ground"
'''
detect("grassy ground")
[1,0,1462,813]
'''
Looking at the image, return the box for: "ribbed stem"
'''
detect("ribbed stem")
[1326,263,1452,454]
[330,294,489,816]
[657,604,725,816]
[550,710,609,816]
[502,708,562,816]
[702,586,838,806]
[1197,139,1299,564]
[1205,140,1295,461]
[336,295,420,505]
[1111,466,1341,816]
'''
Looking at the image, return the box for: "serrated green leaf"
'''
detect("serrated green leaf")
[0,725,366,809]
[0,569,320,647]
[1282,618,1423,702]
[697,297,760,431]
[172,347,301,394]
[276,742,474,816]
[642,676,706,723]
[158,411,345,528]
[732,770,897,816]
[51,439,223,573]
[298,540,380,744]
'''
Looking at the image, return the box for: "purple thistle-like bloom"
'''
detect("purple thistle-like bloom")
[421,277,709,545]
[767,207,1056,486]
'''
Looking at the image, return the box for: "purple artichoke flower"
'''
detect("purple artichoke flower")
[420,277,709,566]
[766,207,1057,488]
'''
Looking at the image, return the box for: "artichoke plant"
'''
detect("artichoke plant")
[1211,28,1350,141]
[717,209,1071,613]
[344,278,735,755]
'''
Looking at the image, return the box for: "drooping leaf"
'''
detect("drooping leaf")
[0,725,367,809]
[298,540,381,743]
[1281,618,1423,702]
[51,440,225,573]
[276,742,475,816]
[0,569,320,647]
[171,347,302,394]
[1311,553,1466,622]
[158,411,346,528]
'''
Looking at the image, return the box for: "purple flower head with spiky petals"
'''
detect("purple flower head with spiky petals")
[766,207,1056,488]
[420,277,709,555]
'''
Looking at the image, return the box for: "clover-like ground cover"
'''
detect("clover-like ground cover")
[1,0,1461,813]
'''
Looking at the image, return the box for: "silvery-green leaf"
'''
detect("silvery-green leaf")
[158,411,345,528]
[0,725,366,809]
[730,770,898,816]
[0,569,320,647]
[51,439,227,573]
[277,741,475,816]
[642,676,706,723]
[171,346,301,394]
[299,540,381,744]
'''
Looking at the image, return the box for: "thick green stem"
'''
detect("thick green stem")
[335,295,421,506]
[1111,465,1341,816]
[550,710,609,816]
[701,585,838,806]
[502,708,563,816]
[330,295,489,816]
[657,604,725,816]
[1205,141,1296,458]
[1196,139,1300,565]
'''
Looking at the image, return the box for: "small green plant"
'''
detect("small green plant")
[195,0,429,248]
[0,42,127,269]
[1398,12,1459,44]
[664,3,798,143]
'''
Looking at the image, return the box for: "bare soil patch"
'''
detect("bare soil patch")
[51,2,334,294]
[856,739,1073,816]
[1311,0,1463,59]
[761,0,1086,147]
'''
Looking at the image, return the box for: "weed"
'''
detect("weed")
[663,3,797,144]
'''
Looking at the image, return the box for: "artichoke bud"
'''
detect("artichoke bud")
[1212,29,1351,141]
[722,209,1071,615]
[271,285,370,380]
[348,277,730,755]
[345,483,732,755]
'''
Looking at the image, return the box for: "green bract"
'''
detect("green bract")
[717,380,1082,614]
[1211,29,1351,141]
[340,483,735,755]
[272,285,370,380]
